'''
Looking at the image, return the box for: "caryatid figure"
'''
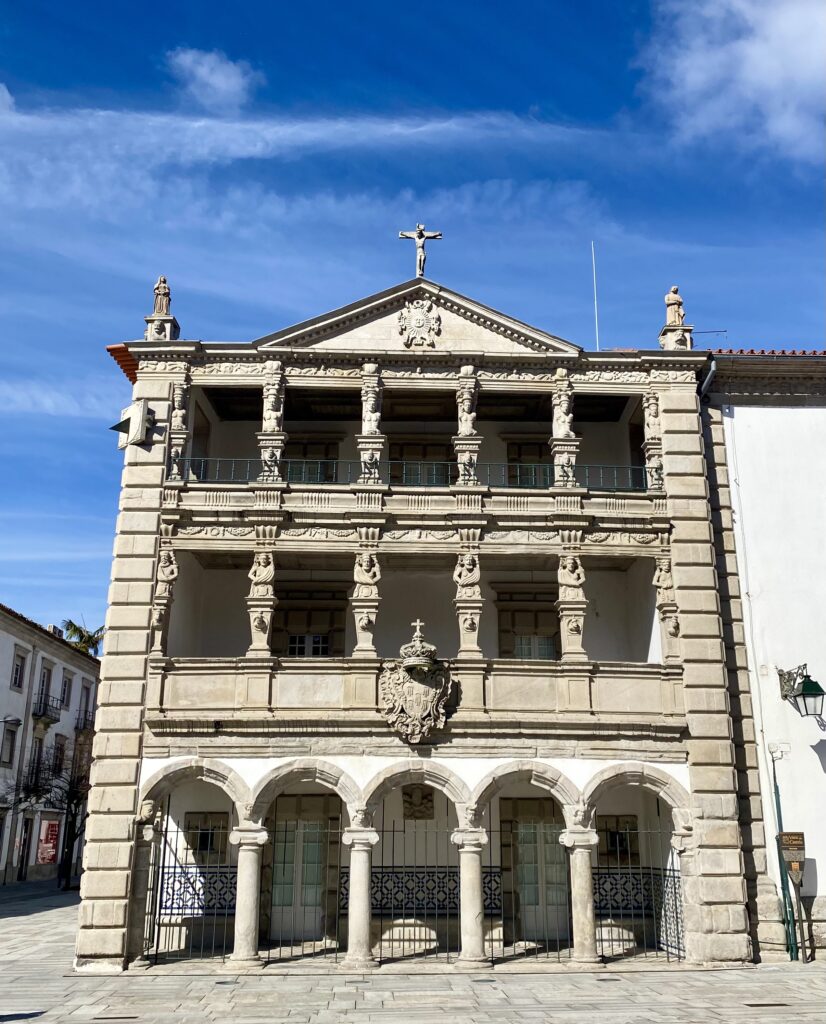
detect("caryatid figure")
[453,552,481,599]
[155,550,179,598]
[247,552,275,598]
[552,389,575,438]
[361,387,382,435]
[353,551,381,598]
[153,275,171,316]
[456,386,478,437]
[664,285,685,326]
[557,555,585,600]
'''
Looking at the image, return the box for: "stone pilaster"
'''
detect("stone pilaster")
[560,828,600,964]
[703,402,787,957]
[341,827,379,969]
[660,381,751,962]
[76,360,172,973]
[653,557,681,664]
[451,827,491,968]
[125,814,160,965]
[229,825,269,963]
[550,436,581,488]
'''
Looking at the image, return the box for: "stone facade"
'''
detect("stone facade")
[77,277,783,971]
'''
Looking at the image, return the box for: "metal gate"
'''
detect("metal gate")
[144,820,236,963]
[592,819,685,961]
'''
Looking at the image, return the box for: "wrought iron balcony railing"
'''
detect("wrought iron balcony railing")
[31,693,63,723]
[168,457,649,493]
[75,710,95,732]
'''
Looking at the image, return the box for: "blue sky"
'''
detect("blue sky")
[0,0,823,631]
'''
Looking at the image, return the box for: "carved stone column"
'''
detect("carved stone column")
[245,551,277,654]
[126,804,161,966]
[258,361,287,482]
[550,371,581,488]
[453,552,484,659]
[653,557,681,662]
[642,390,664,492]
[165,377,191,484]
[555,554,587,661]
[453,366,482,486]
[341,826,379,969]
[351,550,381,655]
[451,827,491,968]
[150,548,178,655]
[229,825,269,963]
[355,363,386,485]
[560,828,601,965]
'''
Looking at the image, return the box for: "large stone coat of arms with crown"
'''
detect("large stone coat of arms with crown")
[379,621,451,744]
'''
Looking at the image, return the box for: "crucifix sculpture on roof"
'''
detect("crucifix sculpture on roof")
[399,223,442,277]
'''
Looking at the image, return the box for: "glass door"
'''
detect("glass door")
[270,821,326,942]
[515,823,568,941]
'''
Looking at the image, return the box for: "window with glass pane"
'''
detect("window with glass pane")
[507,442,553,488]
[11,652,26,690]
[1,726,17,766]
[283,440,338,483]
[184,812,230,860]
[596,814,640,866]
[498,593,559,659]
[272,823,296,907]
[61,674,73,707]
[53,736,67,774]
[288,634,330,657]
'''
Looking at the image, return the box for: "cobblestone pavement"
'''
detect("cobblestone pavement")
[1,883,825,1023]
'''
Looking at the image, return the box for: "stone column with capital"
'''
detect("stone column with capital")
[229,825,269,963]
[453,552,484,659]
[451,827,491,967]
[560,827,601,965]
[341,826,379,969]
[246,551,277,655]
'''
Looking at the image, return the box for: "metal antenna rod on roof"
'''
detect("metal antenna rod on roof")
[591,240,601,352]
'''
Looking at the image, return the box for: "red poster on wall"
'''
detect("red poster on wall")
[36,820,60,864]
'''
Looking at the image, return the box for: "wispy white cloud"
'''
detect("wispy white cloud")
[166,47,265,115]
[641,0,826,163]
[0,377,120,419]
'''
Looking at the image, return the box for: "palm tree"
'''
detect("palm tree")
[61,619,105,656]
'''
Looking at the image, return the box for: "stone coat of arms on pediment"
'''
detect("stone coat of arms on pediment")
[397,298,442,349]
[379,621,451,744]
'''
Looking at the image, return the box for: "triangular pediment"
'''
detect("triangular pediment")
[255,279,580,359]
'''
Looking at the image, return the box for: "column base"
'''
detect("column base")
[453,956,493,971]
[568,957,605,971]
[339,956,378,971]
[226,954,262,968]
[73,956,127,975]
